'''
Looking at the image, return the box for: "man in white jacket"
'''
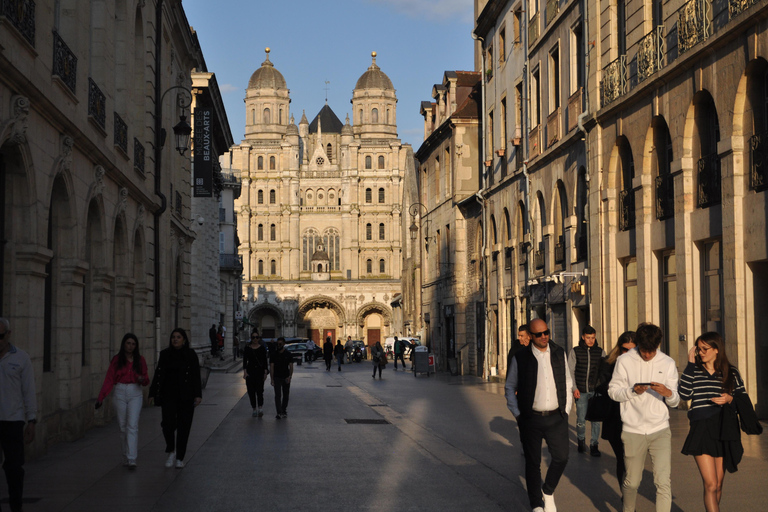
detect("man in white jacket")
[608,323,679,512]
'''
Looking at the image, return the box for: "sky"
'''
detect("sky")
[182,0,475,151]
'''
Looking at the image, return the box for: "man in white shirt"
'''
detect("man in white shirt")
[505,318,573,512]
[608,323,679,512]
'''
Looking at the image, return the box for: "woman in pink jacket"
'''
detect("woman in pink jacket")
[95,333,149,468]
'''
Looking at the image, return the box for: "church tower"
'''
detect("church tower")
[351,52,398,138]
[245,48,290,140]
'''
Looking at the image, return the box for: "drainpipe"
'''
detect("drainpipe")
[154,0,167,350]
[522,1,532,324]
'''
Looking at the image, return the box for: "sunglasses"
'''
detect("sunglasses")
[0,332,5,339]
[530,329,550,338]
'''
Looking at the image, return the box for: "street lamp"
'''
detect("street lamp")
[409,202,430,244]
[172,115,192,155]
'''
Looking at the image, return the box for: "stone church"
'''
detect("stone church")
[225,49,414,345]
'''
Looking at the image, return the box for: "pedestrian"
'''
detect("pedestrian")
[148,328,203,469]
[323,337,333,371]
[306,338,317,362]
[393,336,406,370]
[678,332,748,512]
[209,323,218,357]
[0,317,37,512]
[371,341,385,378]
[345,336,353,363]
[334,340,345,371]
[608,322,680,512]
[568,325,606,456]
[216,326,225,361]
[595,331,636,492]
[94,333,150,468]
[232,334,240,360]
[243,331,268,417]
[507,324,531,378]
[270,337,293,419]
[505,318,573,512]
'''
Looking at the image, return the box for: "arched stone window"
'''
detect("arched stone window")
[271,259,277,275]
[575,169,588,261]
[258,224,264,241]
[617,136,635,230]
[379,223,385,240]
[257,190,264,204]
[372,108,379,123]
[269,156,276,170]
[366,223,372,240]
[378,187,385,203]
[263,108,271,124]
[326,143,332,160]
[258,156,263,170]
[269,189,276,204]
[270,224,276,241]
[365,188,372,203]
[323,228,341,270]
[258,260,264,275]
[652,117,674,220]
[692,91,721,208]
[379,259,385,273]
[378,155,385,169]
[366,259,373,273]
[365,156,372,169]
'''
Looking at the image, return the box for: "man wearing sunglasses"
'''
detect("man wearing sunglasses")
[505,318,573,512]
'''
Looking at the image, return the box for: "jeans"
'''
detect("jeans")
[575,391,601,445]
[621,428,672,512]
[161,399,195,461]
[518,413,569,509]
[336,354,344,370]
[0,421,25,512]
[113,383,143,461]
[273,377,291,414]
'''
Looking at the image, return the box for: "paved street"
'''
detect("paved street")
[14,360,768,512]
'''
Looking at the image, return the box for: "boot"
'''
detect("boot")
[590,443,601,457]
[578,439,586,453]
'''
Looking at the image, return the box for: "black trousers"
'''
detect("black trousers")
[161,400,195,461]
[394,353,406,368]
[0,421,25,512]
[324,357,332,371]
[245,374,265,408]
[606,432,626,487]
[518,412,569,509]
[273,377,291,414]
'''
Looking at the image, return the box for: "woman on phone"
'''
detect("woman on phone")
[148,328,202,469]
[95,333,149,468]
[678,332,746,512]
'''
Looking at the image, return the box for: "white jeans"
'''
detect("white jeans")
[113,383,143,461]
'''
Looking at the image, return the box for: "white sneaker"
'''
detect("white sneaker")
[165,452,176,468]
[543,491,556,512]
[533,508,545,512]
[175,459,185,469]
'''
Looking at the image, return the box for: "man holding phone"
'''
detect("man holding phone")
[608,323,680,512]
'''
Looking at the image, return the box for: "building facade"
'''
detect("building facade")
[227,50,412,346]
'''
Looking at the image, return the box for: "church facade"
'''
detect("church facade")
[225,50,413,345]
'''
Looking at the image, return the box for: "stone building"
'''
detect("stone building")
[0,1,226,452]
[227,50,412,346]
[413,72,483,375]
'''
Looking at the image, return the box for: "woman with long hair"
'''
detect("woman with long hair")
[243,330,268,417]
[679,332,746,512]
[95,333,149,468]
[148,328,202,469]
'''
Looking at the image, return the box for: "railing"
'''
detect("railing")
[114,113,127,153]
[546,0,559,26]
[619,188,635,231]
[529,12,539,48]
[514,146,523,171]
[219,207,226,222]
[638,26,665,82]
[656,172,675,220]
[299,205,342,212]
[678,0,711,55]
[1,0,35,46]
[529,124,541,159]
[534,248,545,270]
[600,55,628,108]
[134,138,145,175]
[219,253,243,271]
[547,108,560,148]
[52,30,77,94]
[88,78,106,129]
[730,0,758,18]
[567,88,582,132]
[697,152,721,208]
[576,232,587,261]
[518,242,528,265]
[300,170,341,179]
[750,131,768,191]
[554,237,565,264]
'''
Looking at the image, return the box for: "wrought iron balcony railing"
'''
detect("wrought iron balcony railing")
[729,0,757,19]
[697,152,721,208]
[750,131,768,191]
[88,78,106,129]
[175,191,182,216]
[547,108,560,148]
[554,237,565,264]
[619,188,635,231]
[518,243,528,265]
[534,248,545,270]
[638,26,665,82]
[134,138,145,175]
[546,0,559,26]
[1,0,35,46]
[114,113,127,153]
[600,55,628,108]
[678,0,711,55]
[655,172,675,220]
[567,88,582,132]
[529,124,541,159]
[529,12,539,48]
[220,253,243,272]
[52,30,77,94]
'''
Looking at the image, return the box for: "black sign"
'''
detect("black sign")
[193,107,213,197]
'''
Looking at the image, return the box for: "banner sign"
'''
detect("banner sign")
[193,107,213,197]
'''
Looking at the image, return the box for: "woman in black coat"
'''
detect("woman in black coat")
[149,328,202,469]
[323,337,334,371]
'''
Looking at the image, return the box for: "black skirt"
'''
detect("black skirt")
[681,411,724,457]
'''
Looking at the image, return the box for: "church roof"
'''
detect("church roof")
[247,48,287,90]
[309,104,343,133]
[311,248,329,261]
[354,52,394,91]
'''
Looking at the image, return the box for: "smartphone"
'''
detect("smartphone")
[635,382,653,387]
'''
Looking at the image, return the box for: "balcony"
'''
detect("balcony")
[655,172,675,220]
[678,0,711,55]
[730,0,758,18]
[619,188,635,231]
[114,113,127,154]
[554,237,565,264]
[1,0,35,46]
[529,124,541,159]
[697,152,721,208]
[600,56,628,107]
[220,253,243,272]
[546,0,559,26]
[88,78,106,130]
[518,243,528,265]
[134,138,145,175]
[52,30,77,94]
[750,131,768,191]
[638,26,665,82]
[567,88,582,132]
[175,191,182,216]
[547,108,560,148]
[529,12,539,48]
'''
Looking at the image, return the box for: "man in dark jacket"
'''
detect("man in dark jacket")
[270,337,293,419]
[505,318,573,512]
[568,325,606,456]
[209,324,218,356]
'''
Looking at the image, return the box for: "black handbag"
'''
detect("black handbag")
[585,392,611,422]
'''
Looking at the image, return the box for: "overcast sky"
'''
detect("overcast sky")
[183,0,475,151]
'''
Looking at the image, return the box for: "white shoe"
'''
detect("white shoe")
[543,491,556,512]
[175,459,185,469]
[165,452,176,468]
[533,508,545,512]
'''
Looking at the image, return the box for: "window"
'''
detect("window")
[624,258,638,331]
[378,155,385,169]
[499,26,506,63]
[531,68,540,127]
[269,189,276,204]
[258,260,264,275]
[703,240,723,334]
[378,188,385,203]
[366,259,372,273]
[270,224,276,241]
[365,156,372,169]
[372,108,379,123]
[263,108,271,124]
[302,228,320,271]
[513,8,522,44]
[258,190,264,204]
[258,224,264,241]
[269,156,276,170]
[618,0,627,55]
[270,259,276,275]
[257,156,263,170]
[549,46,560,110]
[326,143,332,160]
[366,223,372,240]
[570,24,584,94]
[379,259,385,273]
[365,188,372,203]
[379,223,385,240]
[279,107,283,125]
[323,228,341,270]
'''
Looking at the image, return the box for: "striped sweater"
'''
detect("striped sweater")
[678,362,745,421]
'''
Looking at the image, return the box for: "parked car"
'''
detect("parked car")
[284,342,309,365]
